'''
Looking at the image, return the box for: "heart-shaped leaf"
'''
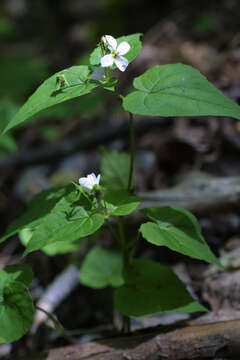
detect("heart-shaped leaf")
[101,150,130,190]
[80,246,123,288]
[0,265,34,343]
[114,259,207,317]
[123,64,240,120]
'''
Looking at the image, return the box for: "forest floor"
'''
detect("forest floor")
[1,1,240,359]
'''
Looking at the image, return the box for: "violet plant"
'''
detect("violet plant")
[1,33,240,343]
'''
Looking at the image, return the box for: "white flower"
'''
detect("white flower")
[79,173,101,190]
[100,35,130,72]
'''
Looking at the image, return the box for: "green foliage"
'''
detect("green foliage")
[90,33,142,67]
[23,197,104,256]
[79,246,123,288]
[2,66,100,134]
[3,264,34,287]
[140,207,222,267]
[104,189,140,216]
[1,31,228,342]
[19,228,80,256]
[0,185,74,244]
[114,259,207,317]
[123,64,240,120]
[101,150,130,190]
[0,265,34,343]
[38,92,106,120]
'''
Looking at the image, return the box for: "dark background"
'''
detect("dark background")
[1,0,240,357]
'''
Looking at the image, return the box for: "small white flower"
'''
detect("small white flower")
[79,173,101,190]
[100,35,130,72]
[101,35,108,46]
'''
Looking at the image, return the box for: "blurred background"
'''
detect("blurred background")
[1,0,240,196]
[1,0,240,357]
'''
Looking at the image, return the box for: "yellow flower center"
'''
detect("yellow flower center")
[112,50,118,59]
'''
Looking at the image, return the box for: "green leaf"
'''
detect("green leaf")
[140,207,222,267]
[19,228,80,256]
[123,64,240,120]
[3,65,100,134]
[104,189,140,216]
[99,77,118,92]
[24,197,104,256]
[79,246,123,289]
[0,266,34,343]
[0,184,74,244]
[37,92,107,120]
[90,33,142,67]
[101,150,130,190]
[3,264,34,287]
[114,259,206,317]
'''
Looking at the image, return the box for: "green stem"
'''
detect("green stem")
[116,217,131,333]
[36,305,72,343]
[112,88,135,335]
[112,91,134,191]
[107,67,112,81]
[106,218,120,246]
[117,216,126,252]
[127,112,135,192]
[114,90,124,100]
[95,189,104,212]
[129,230,140,262]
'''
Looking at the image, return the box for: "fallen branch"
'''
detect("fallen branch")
[139,174,240,214]
[28,319,240,359]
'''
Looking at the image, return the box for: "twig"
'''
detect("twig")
[0,117,169,170]
[31,265,79,334]
[35,305,72,344]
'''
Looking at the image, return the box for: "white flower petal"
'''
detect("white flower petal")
[105,35,117,51]
[79,172,101,190]
[86,183,93,190]
[89,173,97,181]
[117,41,130,55]
[115,56,129,72]
[87,174,95,186]
[101,35,107,46]
[79,177,92,189]
[101,54,114,67]
[96,174,101,184]
[79,177,86,185]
